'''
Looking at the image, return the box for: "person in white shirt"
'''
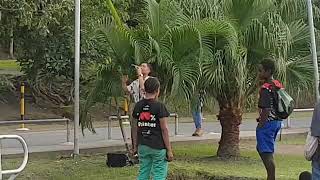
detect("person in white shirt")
[122,63,152,154]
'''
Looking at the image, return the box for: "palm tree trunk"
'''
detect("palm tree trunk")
[217,105,242,158]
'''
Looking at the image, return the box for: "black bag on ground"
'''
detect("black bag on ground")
[106,152,133,167]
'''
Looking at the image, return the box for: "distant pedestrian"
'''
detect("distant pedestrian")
[191,90,205,136]
[256,58,283,180]
[132,77,173,180]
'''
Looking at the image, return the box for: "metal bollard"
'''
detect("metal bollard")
[16,83,29,131]
[286,116,291,128]
[170,113,179,135]
[107,118,112,140]
[66,119,71,143]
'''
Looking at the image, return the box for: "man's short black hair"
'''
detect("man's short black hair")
[260,58,276,75]
[299,171,311,180]
[146,63,153,74]
[144,77,160,94]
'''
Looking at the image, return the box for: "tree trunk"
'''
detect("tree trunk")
[9,27,14,59]
[217,105,242,158]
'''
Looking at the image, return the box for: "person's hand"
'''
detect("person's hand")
[136,67,142,76]
[132,146,137,156]
[166,150,174,162]
[122,75,128,83]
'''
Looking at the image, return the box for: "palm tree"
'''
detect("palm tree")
[81,0,315,159]
[178,0,315,157]
[80,0,237,132]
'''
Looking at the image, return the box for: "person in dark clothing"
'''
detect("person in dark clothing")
[310,100,320,179]
[256,58,283,180]
[191,90,205,136]
[132,77,173,180]
[299,171,312,180]
[122,63,152,155]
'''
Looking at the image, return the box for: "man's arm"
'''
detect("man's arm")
[257,89,271,128]
[132,121,138,153]
[122,75,130,94]
[138,75,145,93]
[131,107,139,154]
[160,117,173,161]
[136,66,146,93]
[258,108,271,127]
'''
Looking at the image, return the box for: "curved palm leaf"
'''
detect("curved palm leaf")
[159,25,202,101]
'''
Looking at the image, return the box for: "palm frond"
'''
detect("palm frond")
[142,0,188,40]
[159,25,202,101]
[80,61,125,132]
[176,0,223,21]
[278,0,306,23]
[223,0,276,30]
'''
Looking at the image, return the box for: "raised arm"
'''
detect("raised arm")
[122,75,130,94]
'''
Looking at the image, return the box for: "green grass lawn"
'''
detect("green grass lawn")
[278,133,307,145]
[2,137,310,180]
[0,59,21,75]
[0,60,20,70]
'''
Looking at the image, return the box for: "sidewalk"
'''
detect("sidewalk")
[0,120,309,155]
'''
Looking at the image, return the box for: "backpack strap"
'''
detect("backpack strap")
[261,80,283,91]
[260,80,279,118]
[261,82,272,90]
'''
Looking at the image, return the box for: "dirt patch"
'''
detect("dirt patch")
[0,99,60,121]
[276,144,304,155]
[0,47,10,59]
[168,171,260,180]
[240,140,304,156]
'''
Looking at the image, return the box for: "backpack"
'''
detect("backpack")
[106,152,134,167]
[262,80,294,119]
[304,131,319,161]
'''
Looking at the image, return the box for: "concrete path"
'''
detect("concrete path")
[0,118,311,155]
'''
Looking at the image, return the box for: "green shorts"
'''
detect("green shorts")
[137,145,168,180]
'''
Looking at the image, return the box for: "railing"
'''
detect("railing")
[107,113,180,140]
[286,108,314,128]
[0,135,29,180]
[0,119,71,144]
[107,115,130,140]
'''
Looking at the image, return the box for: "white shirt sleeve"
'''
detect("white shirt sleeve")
[127,82,134,94]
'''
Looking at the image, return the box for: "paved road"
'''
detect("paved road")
[0,118,311,151]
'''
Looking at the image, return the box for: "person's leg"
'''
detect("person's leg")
[192,111,198,128]
[259,152,276,180]
[129,103,138,153]
[137,145,153,180]
[312,160,320,180]
[194,111,202,129]
[256,121,276,180]
[192,111,199,136]
[151,148,168,180]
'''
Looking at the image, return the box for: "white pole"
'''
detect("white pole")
[307,0,320,102]
[74,0,80,155]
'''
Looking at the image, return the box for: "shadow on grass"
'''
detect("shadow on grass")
[176,155,260,164]
[168,170,261,180]
[170,155,263,180]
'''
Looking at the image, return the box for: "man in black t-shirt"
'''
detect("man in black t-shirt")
[132,77,173,180]
[257,58,283,180]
